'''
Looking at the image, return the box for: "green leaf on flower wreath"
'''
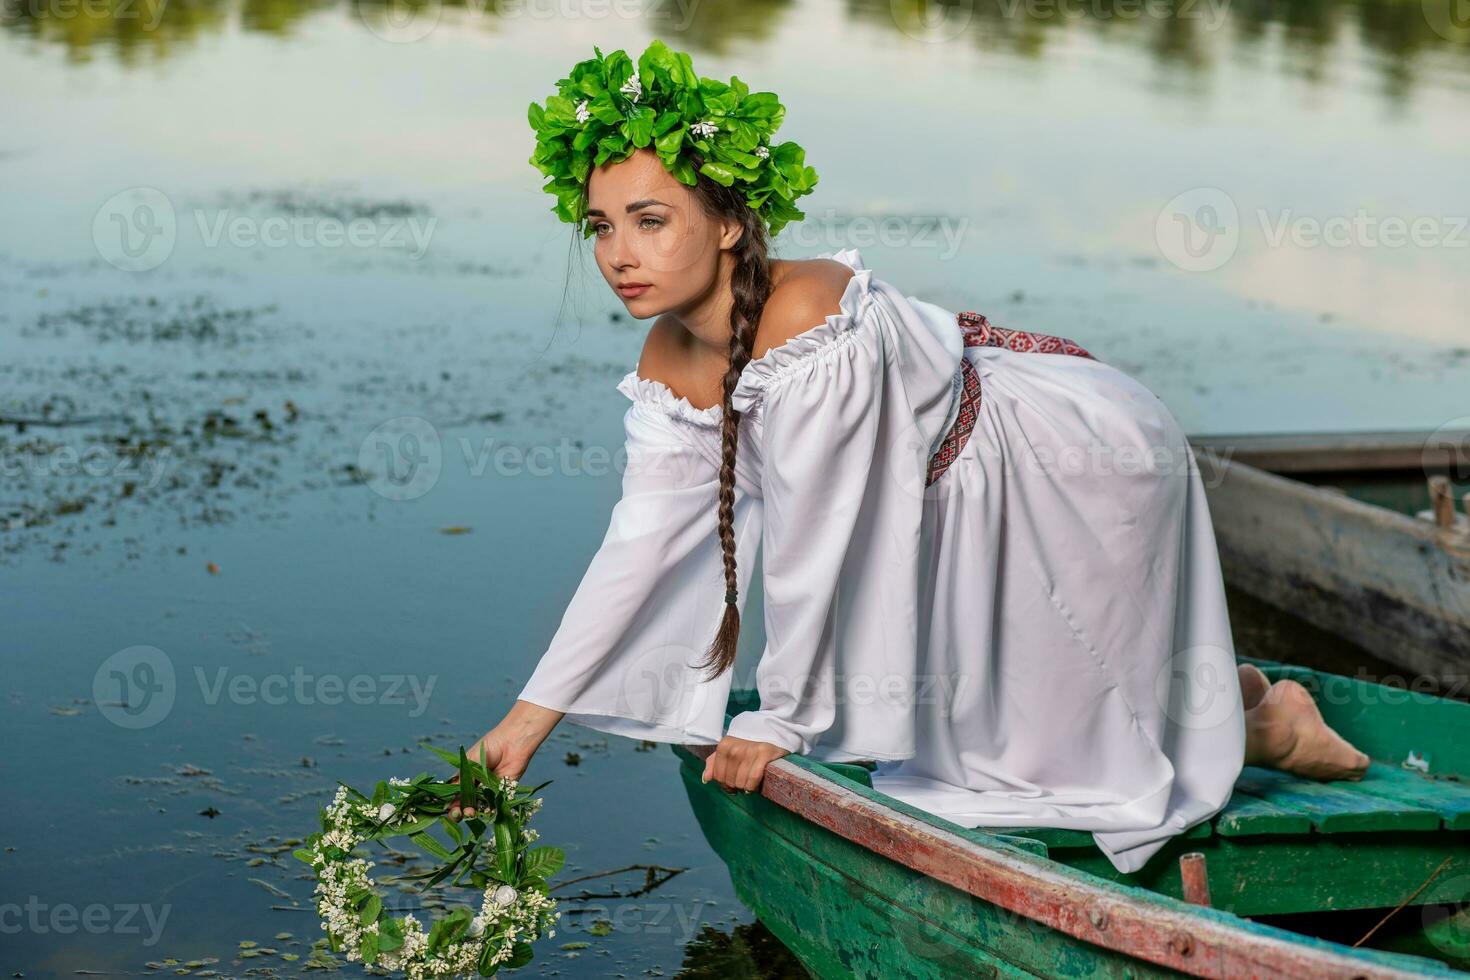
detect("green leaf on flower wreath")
[507,941,535,969]
[292,847,314,865]
[395,813,440,837]
[358,893,382,926]
[377,914,404,952]
[440,814,463,844]
[494,819,518,878]
[477,937,503,976]
[458,748,476,811]
[654,125,685,157]
[360,930,379,964]
[698,161,737,187]
[668,154,697,187]
[421,743,463,768]
[522,846,565,880]
[411,830,451,861]
[622,105,656,147]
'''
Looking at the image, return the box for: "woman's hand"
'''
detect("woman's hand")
[701,734,791,795]
[447,700,564,822]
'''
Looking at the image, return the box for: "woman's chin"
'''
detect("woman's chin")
[618,293,660,315]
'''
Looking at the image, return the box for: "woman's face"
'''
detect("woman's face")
[586,147,736,318]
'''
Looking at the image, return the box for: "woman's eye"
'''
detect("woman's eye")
[639,216,663,229]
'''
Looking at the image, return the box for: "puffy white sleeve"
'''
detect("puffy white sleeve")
[515,380,761,745]
[721,250,963,761]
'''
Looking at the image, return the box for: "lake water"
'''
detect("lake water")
[1,1,1467,976]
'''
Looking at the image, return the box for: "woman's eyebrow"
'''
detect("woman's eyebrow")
[587,198,670,217]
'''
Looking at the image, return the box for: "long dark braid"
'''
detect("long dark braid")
[699,204,771,681]
[579,158,774,682]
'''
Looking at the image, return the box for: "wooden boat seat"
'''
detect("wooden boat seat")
[790,656,1470,916]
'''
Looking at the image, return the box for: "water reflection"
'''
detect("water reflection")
[4,0,1468,101]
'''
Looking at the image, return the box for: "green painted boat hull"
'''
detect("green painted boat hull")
[673,656,1470,978]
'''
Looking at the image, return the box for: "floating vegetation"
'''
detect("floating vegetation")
[25,295,285,345]
[210,186,432,224]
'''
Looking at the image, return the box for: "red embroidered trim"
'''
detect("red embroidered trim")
[956,311,1096,360]
[924,313,1097,487]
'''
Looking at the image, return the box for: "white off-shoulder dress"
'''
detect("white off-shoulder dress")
[517,247,1246,875]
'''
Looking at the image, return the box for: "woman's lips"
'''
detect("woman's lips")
[617,283,651,298]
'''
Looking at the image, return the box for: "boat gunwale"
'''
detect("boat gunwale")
[1191,445,1470,559]
[674,738,1463,979]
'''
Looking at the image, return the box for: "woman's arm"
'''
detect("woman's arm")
[453,396,750,815]
[448,700,564,820]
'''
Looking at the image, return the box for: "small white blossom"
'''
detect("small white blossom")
[575,99,590,124]
[754,144,770,160]
[377,803,395,822]
[689,120,718,138]
[493,885,519,906]
[620,70,642,103]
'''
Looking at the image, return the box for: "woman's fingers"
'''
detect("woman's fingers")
[703,738,790,795]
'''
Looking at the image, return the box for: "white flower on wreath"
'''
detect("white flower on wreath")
[689,119,718,138]
[620,70,642,103]
[575,99,590,124]
[377,802,395,822]
[493,884,518,906]
[754,144,770,160]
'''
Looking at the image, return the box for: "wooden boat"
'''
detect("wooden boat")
[1185,429,1470,687]
[673,656,1470,978]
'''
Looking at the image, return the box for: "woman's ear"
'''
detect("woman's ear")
[719,216,745,250]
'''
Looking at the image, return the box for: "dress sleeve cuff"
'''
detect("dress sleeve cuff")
[723,709,811,755]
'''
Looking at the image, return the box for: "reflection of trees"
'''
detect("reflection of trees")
[676,920,812,977]
[648,0,796,54]
[1,0,1466,102]
[847,0,1469,103]
[0,0,331,62]
[244,0,338,35]
[2,0,225,64]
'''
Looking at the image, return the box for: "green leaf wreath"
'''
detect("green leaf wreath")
[294,744,563,978]
[528,38,819,238]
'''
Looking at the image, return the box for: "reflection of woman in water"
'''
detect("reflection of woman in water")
[450,40,1370,874]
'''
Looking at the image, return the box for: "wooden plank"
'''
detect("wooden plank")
[1235,656,1470,778]
[1195,449,1470,686]
[680,742,1461,978]
[1186,429,1470,474]
[981,822,1210,852]
[1346,761,1470,831]
[1231,766,1442,833]
[1047,828,1470,917]
[1211,788,1316,837]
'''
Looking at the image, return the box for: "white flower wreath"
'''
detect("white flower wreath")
[295,745,563,979]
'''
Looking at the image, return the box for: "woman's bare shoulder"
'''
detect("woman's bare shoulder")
[630,258,855,409]
[755,258,855,359]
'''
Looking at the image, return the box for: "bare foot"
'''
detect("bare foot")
[1237,662,1270,710]
[1244,679,1370,780]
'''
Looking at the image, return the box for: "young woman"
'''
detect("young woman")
[450,42,1371,875]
